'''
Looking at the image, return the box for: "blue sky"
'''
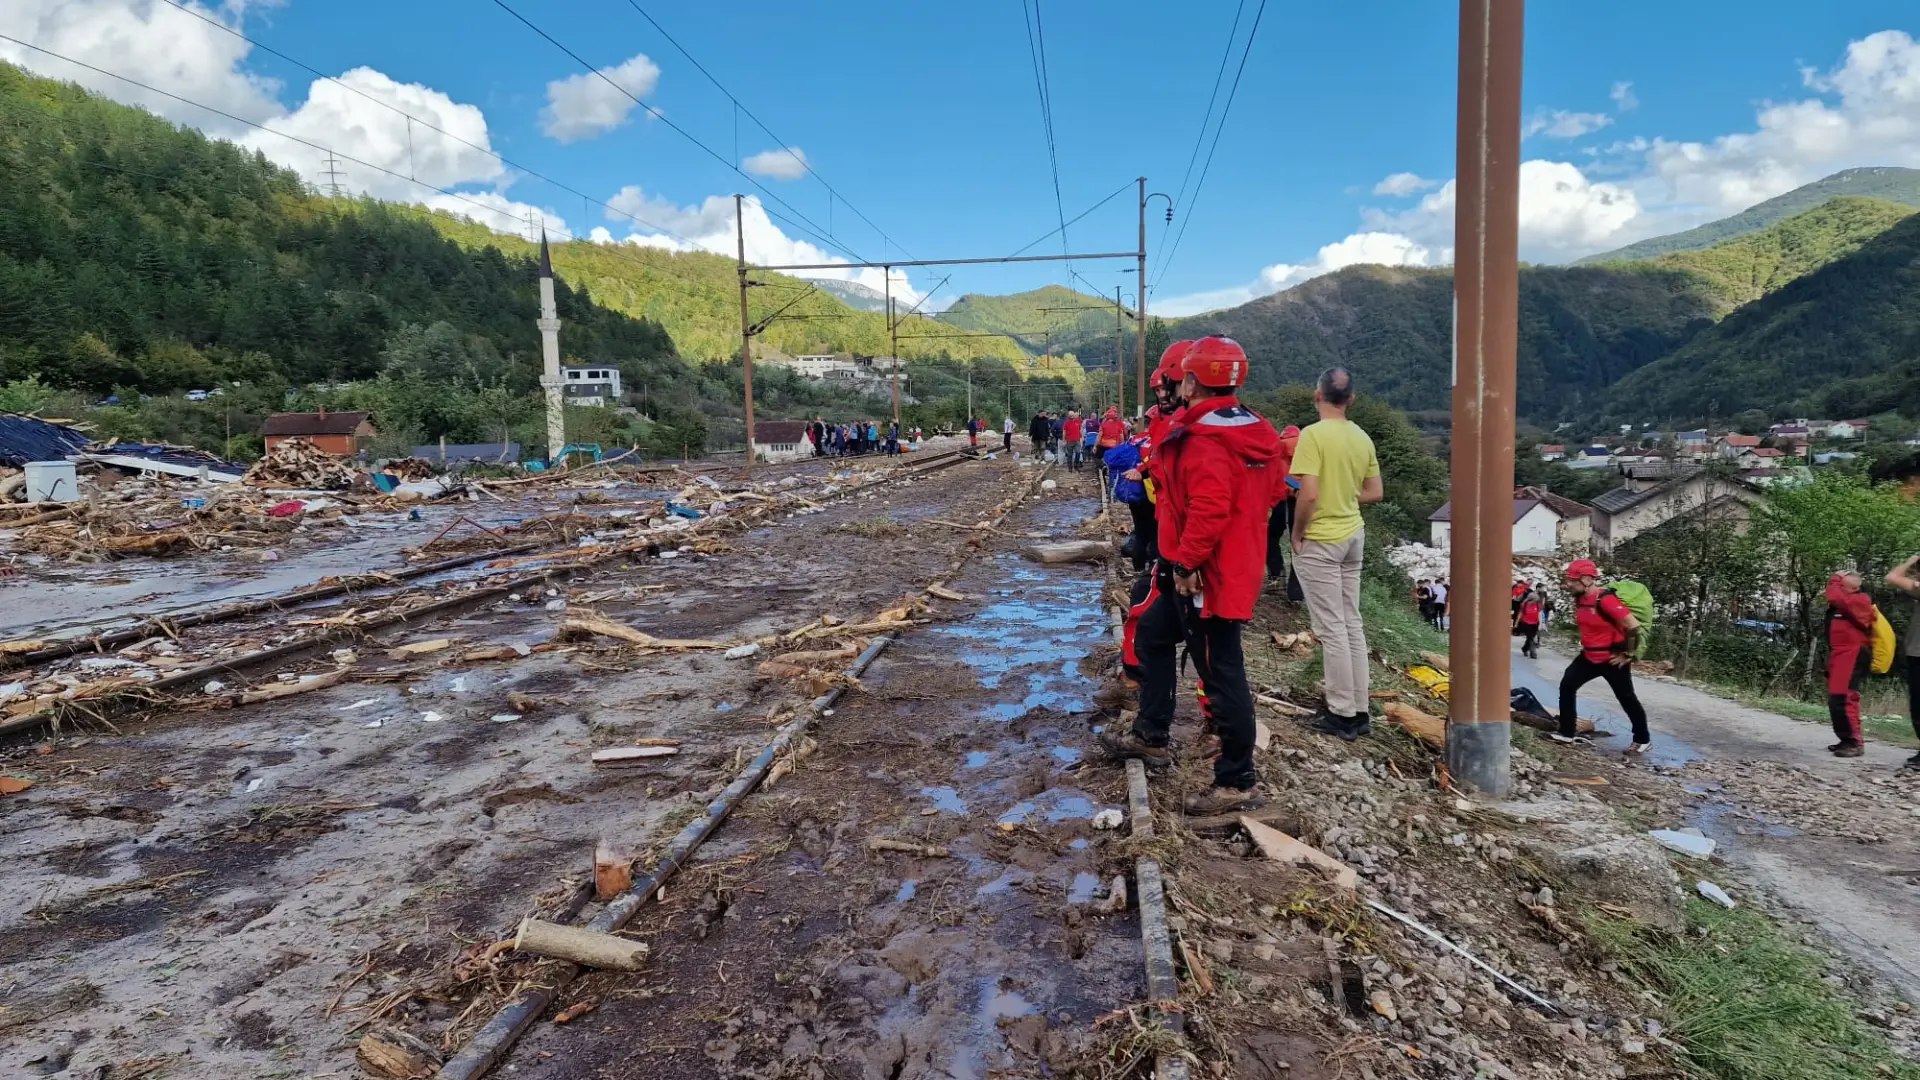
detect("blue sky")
[7,0,1920,317]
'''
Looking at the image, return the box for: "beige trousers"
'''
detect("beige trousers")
[1294,529,1370,716]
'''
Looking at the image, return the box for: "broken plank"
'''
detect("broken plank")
[512,918,648,971]
[386,638,455,660]
[232,667,351,705]
[591,746,679,764]
[1240,816,1359,890]
[560,614,727,650]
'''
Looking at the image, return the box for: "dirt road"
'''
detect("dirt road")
[2,452,1147,1079]
[1516,642,1920,1004]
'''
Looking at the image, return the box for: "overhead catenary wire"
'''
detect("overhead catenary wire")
[1153,0,1269,290]
[1156,0,1247,282]
[616,0,912,260]
[1018,0,1072,272]
[487,0,867,265]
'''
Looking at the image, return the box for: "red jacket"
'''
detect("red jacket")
[1154,396,1283,620]
[1063,417,1084,442]
[1825,574,1877,692]
[1275,424,1300,501]
[1096,407,1128,448]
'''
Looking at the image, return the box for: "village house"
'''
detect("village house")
[1825,419,1870,440]
[1735,446,1787,469]
[1566,445,1614,469]
[1714,434,1760,458]
[1428,486,1592,556]
[259,410,375,456]
[561,366,621,407]
[1539,444,1565,462]
[1587,465,1766,556]
[751,420,811,464]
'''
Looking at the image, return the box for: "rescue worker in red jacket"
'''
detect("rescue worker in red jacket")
[1825,570,1877,758]
[1106,342,1191,712]
[1103,336,1282,814]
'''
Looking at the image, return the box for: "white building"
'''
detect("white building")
[790,354,855,378]
[562,366,622,406]
[752,420,811,464]
[1428,488,1591,556]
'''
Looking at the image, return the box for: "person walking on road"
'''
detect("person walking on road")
[1101,336,1281,816]
[1555,558,1652,756]
[1001,414,1015,453]
[1028,411,1050,457]
[1824,570,1879,759]
[1514,585,1544,660]
[1290,366,1383,741]
[1430,578,1450,630]
[1062,411,1085,471]
[1885,555,1920,770]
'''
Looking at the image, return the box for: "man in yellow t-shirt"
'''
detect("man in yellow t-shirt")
[1289,367,1384,740]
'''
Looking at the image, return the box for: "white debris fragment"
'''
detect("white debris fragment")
[420,711,445,723]
[1696,880,1736,908]
[724,643,761,660]
[1649,829,1716,859]
[1092,808,1125,830]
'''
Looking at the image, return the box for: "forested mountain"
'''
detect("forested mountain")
[0,62,675,395]
[1168,262,1719,421]
[1577,167,1920,263]
[1635,196,1917,311]
[1603,210,1920,421]
[940,285,1121,358]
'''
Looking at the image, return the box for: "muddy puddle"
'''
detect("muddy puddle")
[503,478,1140,1080]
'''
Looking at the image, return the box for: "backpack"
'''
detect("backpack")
[1602,580,1656,658]
[1872,609,1896,674]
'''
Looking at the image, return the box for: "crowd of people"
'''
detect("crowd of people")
[804,418,918,457]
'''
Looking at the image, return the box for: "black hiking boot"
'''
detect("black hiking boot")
[1903,751,1920,772]
[1833,741,1865,758]
[1097,729,1173,769]
[1092,677,1137,714]
[1310,710,1369,742]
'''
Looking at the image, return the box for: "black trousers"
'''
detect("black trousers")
[1265,499,1291,578]
[1518,623,1539,658]
[1132,571,1258,792]
[1002,433,1013,452]
[1559,653,1649,744]
[1127,499,1157,570]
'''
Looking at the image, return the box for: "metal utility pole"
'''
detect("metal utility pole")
[735,194,756,470]
[966,367,974,423]
[1135,177,1148,415]
[1114,286,1126,411]
[886,268,901,426]
[1447,0,1525,798]
[320,153,345,196]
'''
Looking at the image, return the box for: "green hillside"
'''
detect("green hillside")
[1604,210,1920,421]
[1577,167,1920,264]
[1168,262,1720,420]
[1638,196,1917,311]
[940,284,1121,358]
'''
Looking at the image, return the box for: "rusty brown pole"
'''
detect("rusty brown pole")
[1135,176,1148,415]
[1447,0,1524,797]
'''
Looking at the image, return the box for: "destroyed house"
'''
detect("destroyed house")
[259,411,374,455]
[0,413,90,468]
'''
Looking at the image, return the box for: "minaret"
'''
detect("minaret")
[536,232,566,462]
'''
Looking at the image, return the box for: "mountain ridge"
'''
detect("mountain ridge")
[1576,166,1920,264]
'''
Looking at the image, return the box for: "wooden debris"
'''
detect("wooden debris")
[1094,875,1129,914]
[506,691,541,713]
[356,1027,443,1079]
[1553,776,1609,787]
[1240,817,1359,890]
[1254,693,1313,717]
[925,583,968,602]
[866,838,951,857]
[561,614,726,650]
[594,841,632,901]
[763,756,794,790]
[1270,630,1316,651]
[591,746,679,765]
[1024,540,1114,564]
[512,918,649,971]
[1382,701,1446,750]
[0,638,49,655]
[1252,717,1272,752]
[1420,650,1452,671]
[1177,935,1215,996]
[1512,708,1596,735]
[387,638,454,660]
[461,643,536,662]
[0,776,33,795]
[772,644,859,665]
[553,1001,598,1024]
[243,438,361,490]
[230,667,350,706]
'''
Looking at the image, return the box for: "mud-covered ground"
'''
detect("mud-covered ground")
[2,449,1097,1080]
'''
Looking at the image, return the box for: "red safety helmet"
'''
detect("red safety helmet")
[1565,558,1600,581]
[1180,335,1248,389]
[1153,340,1194,385]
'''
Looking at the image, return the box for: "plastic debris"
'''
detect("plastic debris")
[1696,880,1736,908]
[1091,808,1124,830]
[723,643,761,660]
[1649,829,1716,859]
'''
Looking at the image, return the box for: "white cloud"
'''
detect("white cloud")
[1526,109,1614,139]
[1645,29,1920,214]
[0,0,282,129]
[600,187,923,304]
[742,147,810,181]
[242,67,503,200]
[1372,172,1438,197]
[1611,80,1639,112]
[539,53,660,143]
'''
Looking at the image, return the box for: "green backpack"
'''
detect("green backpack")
[1603,580,1657,658]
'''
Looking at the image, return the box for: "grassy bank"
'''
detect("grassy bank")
[1585,900,1920,1080]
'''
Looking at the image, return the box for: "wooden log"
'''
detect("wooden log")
[866,838,951,857]
[1511,708,1595,735]
[591,746,679,765]
[772,645,858,665]
[233,667,350,705]
[512,917,649,971]
[925,583,968,602]
[1254,693,1313,717]
[356,1027,443,1078]
[1382,701,1447,750]
[560,614,726,650]
[1240,817,1359,891]
[1023,540,1114,564]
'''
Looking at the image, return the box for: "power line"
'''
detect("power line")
[1154,0,1269,290]
[1018,0,1071,271]
[320,153,345,196]
[615,0,913,260]
[150,0,725,258]
[486,0,864,264]
[1005,179,1133,259]
[1158,0,1246,282]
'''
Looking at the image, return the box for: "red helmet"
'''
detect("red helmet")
[1180,336,1248,389]
[1565,558,1600,581]
[1153,340,1194,386]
